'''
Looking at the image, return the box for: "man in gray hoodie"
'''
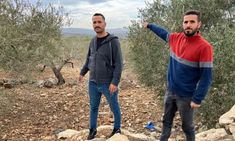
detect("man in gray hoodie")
[79,13,123,140]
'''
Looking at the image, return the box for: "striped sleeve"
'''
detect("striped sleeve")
[192,44,213,104]
[199,42,213,67]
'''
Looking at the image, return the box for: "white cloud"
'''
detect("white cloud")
[29,0,153,29]
[62,0,153,29]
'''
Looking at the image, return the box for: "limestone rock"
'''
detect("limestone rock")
[196,128,229,141]
[219,105,235,126]
[229,123,235,138]
[128,133,156,141]
[106,133,129,141]
[90,138,106,141]
[35,80,44,88]
[44,79,54,88]
[57,129,80,139]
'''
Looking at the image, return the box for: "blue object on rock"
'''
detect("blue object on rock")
[145,121,156,131]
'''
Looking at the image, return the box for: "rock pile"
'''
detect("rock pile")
[57,105,235,141]
[196,105,235,141]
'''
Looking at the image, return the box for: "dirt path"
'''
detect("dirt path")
[0,64,163,140]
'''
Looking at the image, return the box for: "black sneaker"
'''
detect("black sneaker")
[87,128,97,140]
[108,128,121,138]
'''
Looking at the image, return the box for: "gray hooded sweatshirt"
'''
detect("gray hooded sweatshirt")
[80,34,123,86]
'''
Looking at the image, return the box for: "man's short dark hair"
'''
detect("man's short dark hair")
[184,10,201,22]
[93,13,105,20]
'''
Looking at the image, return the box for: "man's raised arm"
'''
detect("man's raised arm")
[143,22,170,42]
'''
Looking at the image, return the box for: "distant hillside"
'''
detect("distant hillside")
[62,28,128,38]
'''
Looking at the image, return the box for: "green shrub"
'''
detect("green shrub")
[128,22,168,95]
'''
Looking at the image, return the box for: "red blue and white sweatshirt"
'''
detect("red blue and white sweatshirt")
[147,23,213,104]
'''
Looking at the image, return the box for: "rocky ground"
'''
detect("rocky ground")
[0,63,175,141]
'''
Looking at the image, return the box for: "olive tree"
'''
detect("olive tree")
[0,0,74,84]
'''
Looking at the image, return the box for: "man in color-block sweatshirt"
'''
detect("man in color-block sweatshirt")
[143,10,213,141]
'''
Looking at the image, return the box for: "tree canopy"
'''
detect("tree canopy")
[0,0,76,84]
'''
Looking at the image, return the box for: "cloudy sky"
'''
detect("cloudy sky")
[30,0,153,29]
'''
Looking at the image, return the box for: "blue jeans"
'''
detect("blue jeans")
[160,90,195,141]
[88,81,121,129]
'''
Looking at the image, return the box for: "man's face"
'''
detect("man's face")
[183,15,201,37]
[92,16,106,33]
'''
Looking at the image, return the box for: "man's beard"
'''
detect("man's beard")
[184,28,198,37]
[94,27,104,33]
